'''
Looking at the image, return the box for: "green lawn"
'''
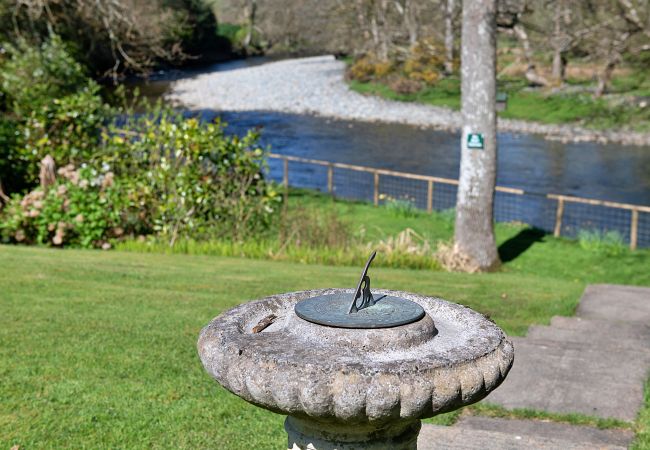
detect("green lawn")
[348,76,650,132]
[3,189,650,449]
[122,190,650,289]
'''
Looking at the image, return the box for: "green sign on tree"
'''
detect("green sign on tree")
[467,133,484,150]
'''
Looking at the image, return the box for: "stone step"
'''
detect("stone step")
[484,337,647,421]
[418,417,633,450]
[526,317,650,351]
[577,284,650,323]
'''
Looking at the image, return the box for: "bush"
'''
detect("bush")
[347,55,394,82]
[348,40,445,90]
[0,35,110,188]
[388,76,423,94]
[0,36,278,248]
[403,40,445,85]
[99,111,279,243]
[0,164,124,248]
[0,35,90,115]
[1,112,280,247]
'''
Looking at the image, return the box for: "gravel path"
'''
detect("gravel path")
[168,55,650,146]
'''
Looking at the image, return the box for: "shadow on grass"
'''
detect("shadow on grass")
[499,228,546,263]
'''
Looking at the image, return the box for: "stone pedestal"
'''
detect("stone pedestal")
[285,416,421,450]
[198,289,514,449]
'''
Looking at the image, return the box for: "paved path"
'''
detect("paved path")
[419,283,650,449]
[488,284,650,422]
[419,416,633,450]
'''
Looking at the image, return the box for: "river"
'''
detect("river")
[130,58,650,207]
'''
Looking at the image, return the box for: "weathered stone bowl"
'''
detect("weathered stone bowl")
[198,289,514,449]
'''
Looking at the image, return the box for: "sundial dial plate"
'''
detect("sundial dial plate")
[295,293,426,329]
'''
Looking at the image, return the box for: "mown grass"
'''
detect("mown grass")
[3,191,650,449]
[120,189,650,289]
[1,245,580,448]
[348,75,650,132]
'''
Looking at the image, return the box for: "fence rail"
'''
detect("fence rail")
[267,153,650,250]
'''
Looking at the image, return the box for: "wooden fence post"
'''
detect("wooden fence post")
[427,180,434,213]
[327,164,333,194]
[630,209,639,250]
[373,171,379,206]
[283,157,289,204]
[554,197,565,238]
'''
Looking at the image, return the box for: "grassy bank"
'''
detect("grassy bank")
[119,190,650,289]
[348,74,650,132]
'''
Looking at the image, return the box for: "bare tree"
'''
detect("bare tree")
[453,0,500,271]
[5,0,204,77]
[243,0,257,48]
[592,0,650,96]
[444,0,455,73]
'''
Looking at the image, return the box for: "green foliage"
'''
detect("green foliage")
[100,112,279,242]
[1,35,90,115]
[0,35,110,187]
[218,23,244,44]
[0,165,123,248]
[577,229,627,256]
[0,112,279,248]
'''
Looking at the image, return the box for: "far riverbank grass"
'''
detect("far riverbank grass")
[348,75,650,132]
[1,245,649,448]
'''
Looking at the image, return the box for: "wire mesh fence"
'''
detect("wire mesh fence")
[266,153,650,250]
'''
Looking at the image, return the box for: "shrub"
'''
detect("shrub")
[100,111,280,243]
[404,40,445,85]
[0,35,110,188]
[388,76,423,94]
[1,111,279,247]
[277,206,356,250]
[0,164,124,248]
[0,35,90,115]
[347,55,394,82]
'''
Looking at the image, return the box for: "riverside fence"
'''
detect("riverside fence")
[266,153,650,250]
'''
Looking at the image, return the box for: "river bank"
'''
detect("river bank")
[167,55,650,147]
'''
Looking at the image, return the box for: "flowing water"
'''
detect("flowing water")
[129,58,650,206]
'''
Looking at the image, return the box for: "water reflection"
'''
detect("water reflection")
[196,109,650,206]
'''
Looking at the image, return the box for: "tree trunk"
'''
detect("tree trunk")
[375,0,389,60]
[403,0,419,48]
[551,0,566,83]
[551,51,566,82]
[243,0,257,48]
[444,0,455,74]
[453,0,500,272]
[513,23,551,87]
[595,56,619,97]
[39,155,56,190]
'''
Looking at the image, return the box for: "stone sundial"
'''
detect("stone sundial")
[198,252,514,449]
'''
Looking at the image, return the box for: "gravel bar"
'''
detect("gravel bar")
[168,55,650,146]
